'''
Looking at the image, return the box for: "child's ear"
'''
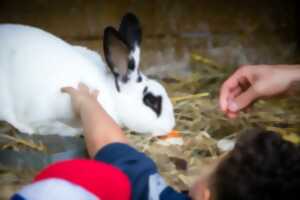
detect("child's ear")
[189,179,211,200]
[203,187,211,200]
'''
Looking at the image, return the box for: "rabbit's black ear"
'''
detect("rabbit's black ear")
[103,26,130,83]
[119,13,142,50]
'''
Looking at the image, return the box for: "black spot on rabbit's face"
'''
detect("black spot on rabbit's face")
[137,76,142,82]
[137,70,143,82]
[128,58,135,71]
[143,91,162,117]
[143,86,148,94]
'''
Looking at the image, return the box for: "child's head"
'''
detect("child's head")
[191,129,300,200]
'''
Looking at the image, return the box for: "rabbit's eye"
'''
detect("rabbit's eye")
[143,92,162,117]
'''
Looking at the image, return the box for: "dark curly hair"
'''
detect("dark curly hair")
[212,129,300,200]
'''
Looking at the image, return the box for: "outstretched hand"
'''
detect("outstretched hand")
[219,65,300,118]
[61,83,127,157]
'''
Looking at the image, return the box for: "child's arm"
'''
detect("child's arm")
[62,83,127,157]
[62,83,191,200]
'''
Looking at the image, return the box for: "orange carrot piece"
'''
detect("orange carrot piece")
[158,130,181,140]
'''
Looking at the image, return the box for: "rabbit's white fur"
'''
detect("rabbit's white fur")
[0,24,175,136]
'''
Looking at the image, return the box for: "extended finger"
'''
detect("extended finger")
[91,89,99,98]
[220,69,245,111]
[231,87,260,112]
[219,80,238,112]
[61,86,76,95]
[78,82,89,92]
[220,66,254,112]
[228,87,242,101]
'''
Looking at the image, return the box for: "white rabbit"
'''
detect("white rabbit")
[0,13,175,137]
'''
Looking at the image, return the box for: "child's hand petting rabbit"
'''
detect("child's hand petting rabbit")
[62,83,99,116]
[62,82,127,157]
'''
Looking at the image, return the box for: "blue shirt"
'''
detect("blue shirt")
[95,143,192,200]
